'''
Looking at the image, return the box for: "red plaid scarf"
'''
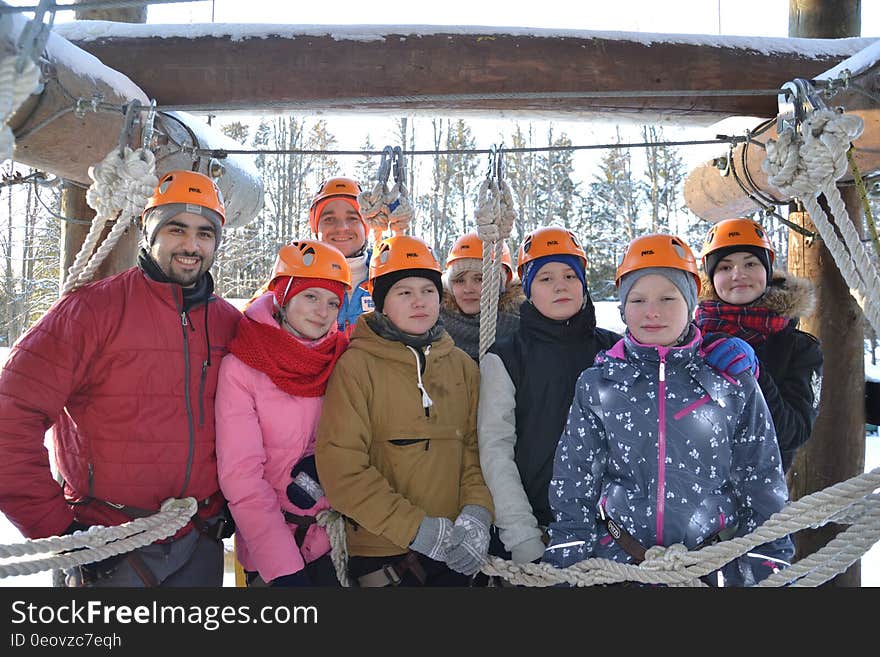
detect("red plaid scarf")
[229,316,348,397]
[694,301,790,347]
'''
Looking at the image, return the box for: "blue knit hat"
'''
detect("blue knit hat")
[522,254,586,298]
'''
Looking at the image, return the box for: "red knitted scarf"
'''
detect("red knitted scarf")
[694,301,790,347]
[229,315,348,397]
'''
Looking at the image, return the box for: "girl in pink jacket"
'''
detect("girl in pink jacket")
[216,241,351,586]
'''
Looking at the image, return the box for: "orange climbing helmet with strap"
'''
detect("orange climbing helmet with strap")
[446,232,514,283]
[268,240,352,290]
[700,217,776,265]
[142,170,225,223]
[308,177,365,235]
[368,234,441,293]
[615,233,701,293]
[516,225,586,279]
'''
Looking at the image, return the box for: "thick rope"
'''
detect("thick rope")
[61,145,158,296]
[474,177,516,359]
[316,509,351,587]
[0,497,197,579]
[763,109,880,334]
[0,56,40,163]
[481,466,880,587]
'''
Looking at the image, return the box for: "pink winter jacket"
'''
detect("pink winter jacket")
[215,293,333,583]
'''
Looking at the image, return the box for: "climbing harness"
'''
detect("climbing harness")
[474,144,516,359]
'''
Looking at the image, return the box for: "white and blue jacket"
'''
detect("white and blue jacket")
[544,326,794,586]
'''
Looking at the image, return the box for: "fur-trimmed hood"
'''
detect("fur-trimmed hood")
[441,278,525,317]
[698,268,816,319]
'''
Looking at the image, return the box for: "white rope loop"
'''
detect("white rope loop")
[0,55,41,163]
[475,161,516,359]
[0,497,196,579]
[763,108,880,334]
[61,145,158,296]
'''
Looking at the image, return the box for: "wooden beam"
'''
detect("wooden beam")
[58,27,875,121]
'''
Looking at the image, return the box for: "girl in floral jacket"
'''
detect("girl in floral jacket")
[544,233,794,586]
[215,241,351,586]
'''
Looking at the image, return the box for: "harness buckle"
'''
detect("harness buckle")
[382,564,402,586]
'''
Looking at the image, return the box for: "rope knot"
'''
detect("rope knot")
[640,543,690,572]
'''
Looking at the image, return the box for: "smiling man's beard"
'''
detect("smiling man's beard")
[165,251,212,287]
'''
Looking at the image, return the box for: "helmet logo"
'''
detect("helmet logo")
[188,187,202,194]
[641,249,655,256]
[331,263,342,271]
[547,240,559,246]
[727,231,741,238]
[405,252,419,258]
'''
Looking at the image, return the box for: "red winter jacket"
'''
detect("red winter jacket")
[0,267,240,539]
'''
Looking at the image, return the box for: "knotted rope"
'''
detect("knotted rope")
[0,55,40,164]
[357,145,413,243]
[763,108,880,334]
[480,465,880,587]
[0,497,196,579]
[61,145,158,296]
[475,147,516,359]
[316,509,351,587]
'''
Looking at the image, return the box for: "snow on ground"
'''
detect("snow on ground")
[0,333,878,587]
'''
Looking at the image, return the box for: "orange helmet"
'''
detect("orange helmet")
[700,217,776,266]
[142,170,225,223]
[516,225,586,279]
[616,233,701,293]
[268,240,352,291]
[446,232,514,282]
[368,235,441,293]
[308,177,364,235]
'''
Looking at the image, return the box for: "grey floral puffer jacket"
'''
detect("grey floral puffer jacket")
[544,326,794,586]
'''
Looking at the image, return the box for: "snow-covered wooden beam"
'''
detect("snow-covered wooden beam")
[684,42,880,223]
[2,13,262,228]
[56,22,877,123]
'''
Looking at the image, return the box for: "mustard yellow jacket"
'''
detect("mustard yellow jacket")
[315,314,493,557]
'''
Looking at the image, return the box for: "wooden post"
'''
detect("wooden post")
[59,2,146,289]
[787,0,865,588]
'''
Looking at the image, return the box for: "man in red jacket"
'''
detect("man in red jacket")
[0,170,241,587]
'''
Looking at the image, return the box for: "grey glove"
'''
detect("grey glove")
[409,516,455,562]
[445,505,491,576]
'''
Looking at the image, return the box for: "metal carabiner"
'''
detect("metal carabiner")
[392,145,406,186]
[140,99,157,152]
[485,144,497,181]
[15,0,54,75]
[376,145,393,185]
[494,143,505,183]
[117,99,141,155]
[777,78,826,135]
